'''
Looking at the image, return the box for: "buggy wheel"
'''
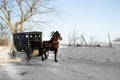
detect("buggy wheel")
[9,47,17,59]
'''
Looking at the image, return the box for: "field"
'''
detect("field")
[0,46,120,80]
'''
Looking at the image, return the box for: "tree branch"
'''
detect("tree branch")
[16,0,24,19]
[0,16,7,24]
[2,0,10,20]
[24,0,38,22]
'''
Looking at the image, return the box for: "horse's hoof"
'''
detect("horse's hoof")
[55,60,58,62]
[42,58,44,61]
[26,57,31,61]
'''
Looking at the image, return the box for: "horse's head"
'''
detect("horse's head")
[51,31,62,41]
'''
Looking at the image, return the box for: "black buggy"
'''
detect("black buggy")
[9,31,44,61]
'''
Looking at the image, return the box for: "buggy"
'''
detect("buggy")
[8,31,43,61]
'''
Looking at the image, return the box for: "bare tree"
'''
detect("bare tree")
[0,22,10,45]
[0,0,56,34]
[72,27,78,46]
[68,27,78,46]
[68,34,72,46]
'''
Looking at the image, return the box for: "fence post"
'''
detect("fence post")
[108,34,112,47]
[81,34,88,46]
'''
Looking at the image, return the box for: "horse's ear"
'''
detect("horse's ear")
[56,31,58,33]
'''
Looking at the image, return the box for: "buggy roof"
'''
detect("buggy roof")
[13,31,42,35]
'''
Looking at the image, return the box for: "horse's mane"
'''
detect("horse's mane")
[50,31,55,38]
[50,31,60,41]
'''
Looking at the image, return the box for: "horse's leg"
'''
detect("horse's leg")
[54,49,58,62]
[44,51,49,59]
[41,54,44,61]
[44,52,47,59]
[39,51,44,61]
[38,48,44,61]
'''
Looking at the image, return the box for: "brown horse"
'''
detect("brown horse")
[42,31,62,62]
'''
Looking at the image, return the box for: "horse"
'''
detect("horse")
[42,31,62,62]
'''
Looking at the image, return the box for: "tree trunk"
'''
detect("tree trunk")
[20,23,23,32]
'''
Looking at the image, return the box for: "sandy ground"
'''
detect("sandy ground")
[0,46,120,80]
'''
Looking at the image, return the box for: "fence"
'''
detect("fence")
[71,33,120,47]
